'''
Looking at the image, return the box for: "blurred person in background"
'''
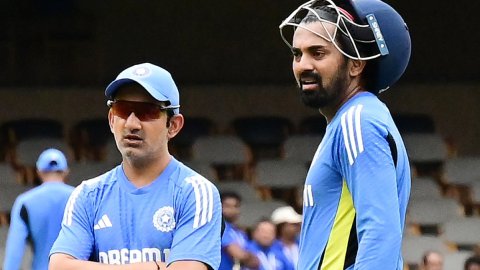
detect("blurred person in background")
[3,148,74,270]
[271,206,301,269]
[465,256,480,270]
[220,191,259,270]
[420,251,443,270]
[245,219,294,270]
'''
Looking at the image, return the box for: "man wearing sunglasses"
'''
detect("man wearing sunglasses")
[49,63,222,270]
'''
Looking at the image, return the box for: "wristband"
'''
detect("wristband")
[154,261,160,270]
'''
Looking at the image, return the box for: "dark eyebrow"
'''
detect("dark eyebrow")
[307,45,327,51]
[292,45,327,54]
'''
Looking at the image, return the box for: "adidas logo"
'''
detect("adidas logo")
[94,214,112,230]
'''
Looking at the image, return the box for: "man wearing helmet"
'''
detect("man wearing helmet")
[279,0,411,269]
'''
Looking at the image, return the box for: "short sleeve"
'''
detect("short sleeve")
[168,175,222,269]
[50,184,95,260]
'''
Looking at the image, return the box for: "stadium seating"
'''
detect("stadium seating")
[443,157,480,185]
[254,159,307,203]
[393,113,436,134]
[2,109,479,270]
[403,133,449,179]
[183,161,218,182]
[171,116,216,160]
[0,226,8,263]
[443,251,473,270]
[403,134,448,165]
[0,183,31,213]
[69,118,110,161]
[442,217,480,251]
[14,138,71,168]
[402,235,451,267]
[282,134,322,166]
[298,115,328,135]
[216,180,262,203]
[0,162,19,185]
[67,161,116,187]
[191,135,252,181]
[407,197,463,235]
[409,176,443,200]
[13,137,71,184]
[232,116,293,160]
[238,200,287,229]
[0,118,64,143]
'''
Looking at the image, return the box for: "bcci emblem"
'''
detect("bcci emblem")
[153,206,176,232]
[132,66,150,77]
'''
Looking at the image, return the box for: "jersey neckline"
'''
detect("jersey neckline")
[117,156,179,194]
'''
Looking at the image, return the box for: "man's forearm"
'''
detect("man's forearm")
[49,253,166,270]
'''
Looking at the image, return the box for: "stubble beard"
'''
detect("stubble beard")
[119,143,151,169]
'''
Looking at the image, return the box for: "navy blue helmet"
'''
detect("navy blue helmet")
[280,0,411,93]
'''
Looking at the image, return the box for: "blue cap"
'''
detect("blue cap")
[36,148,68,172]
[105,63,180,114]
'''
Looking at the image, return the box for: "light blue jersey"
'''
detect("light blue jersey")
[299,92,411,269]
[219,221,249,270]
[50,157,222,269]
[3,181,74,270]
[245,241,294,270]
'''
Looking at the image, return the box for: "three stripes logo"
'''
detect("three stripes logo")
[64,185,82,226]
[185,175,214,229]
[304,184,314,207]
[340,104,364,165]
[94,214,113,230]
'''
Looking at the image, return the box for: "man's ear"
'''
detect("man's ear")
[167,114,184,139]
[349,59,366,77]
[108,109,114,134]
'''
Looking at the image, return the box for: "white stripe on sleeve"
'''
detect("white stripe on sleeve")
[64,184,83,226]
[341,112,354,165]
[187,176,214,228]
[341,104,365,165]
[355,104,364,153]
[347,106,358,158]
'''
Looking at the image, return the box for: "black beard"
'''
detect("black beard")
[298,62,349,109]
[300,86,331,108]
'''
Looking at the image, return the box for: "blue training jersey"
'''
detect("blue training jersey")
[50,157,222,269]
[245,241,294,270]
[3,181,74,270]
[299,92,411,270]
[219,221,249,270]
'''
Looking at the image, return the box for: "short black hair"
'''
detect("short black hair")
[300,6,380,94]
[252,217,274,231]
[220,191,242,203]
[465,256,480,270]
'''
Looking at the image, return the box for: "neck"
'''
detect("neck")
[122,154,172,188]
[320,83,365,123]
[42,178,64,183]
[41,172,66,183]
[280,236,296,245]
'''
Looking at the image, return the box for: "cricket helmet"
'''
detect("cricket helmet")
[280,0,411,93]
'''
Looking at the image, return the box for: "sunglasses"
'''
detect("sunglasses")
[107,100,179,121]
